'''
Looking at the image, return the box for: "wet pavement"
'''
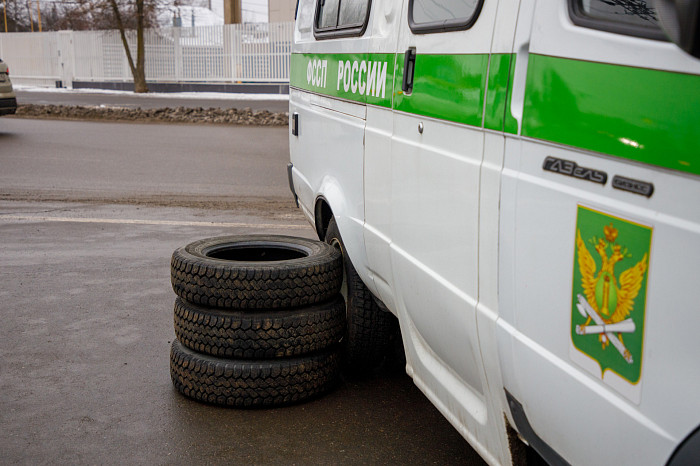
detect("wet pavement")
[0,200,485,465]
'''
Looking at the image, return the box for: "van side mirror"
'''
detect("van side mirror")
[652,0,700,58]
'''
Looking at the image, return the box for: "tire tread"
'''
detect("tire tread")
[170,341,340,408]
[174,296,346,359]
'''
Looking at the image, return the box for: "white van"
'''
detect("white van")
[287,0,700,464]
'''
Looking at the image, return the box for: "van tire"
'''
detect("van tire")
[325,218,398,374]
[171,235,343,309]
[173,296,346,359]
[169,340,340,408]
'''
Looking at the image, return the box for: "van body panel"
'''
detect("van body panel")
[364,102,396,305]
[288,69,369,271]
[496,0,700,464]
[522,54,700,176]
[376,0,515,463]
[362,0,405,304]
[290,0,700,464]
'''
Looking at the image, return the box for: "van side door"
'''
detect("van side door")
[497,0,700,463]
[378,0,510,460]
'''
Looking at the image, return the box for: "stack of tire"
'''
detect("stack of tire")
[169,235,345,408]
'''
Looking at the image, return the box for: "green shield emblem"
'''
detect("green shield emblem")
[571,206,652,386]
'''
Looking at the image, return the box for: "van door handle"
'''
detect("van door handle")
[510,42,530,135]
[402,48,416,94]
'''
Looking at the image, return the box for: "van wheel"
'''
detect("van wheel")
[173,295,346,359]
[171,235,343,309]
[170,340,340,408]
[324,217,398,374]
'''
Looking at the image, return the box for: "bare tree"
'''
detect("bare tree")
[108,0,149,93]
[2,0,158,93]
[1,0,31,31]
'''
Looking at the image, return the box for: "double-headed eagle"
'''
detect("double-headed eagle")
[576,224,648,363]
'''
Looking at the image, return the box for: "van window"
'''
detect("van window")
[569,0,666,40]
[314,0,370,38]
[339,0,369,25]
[317,0,340,29]
[409,0,483,33]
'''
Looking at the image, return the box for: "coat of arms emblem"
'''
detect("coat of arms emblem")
[570,206,652,402]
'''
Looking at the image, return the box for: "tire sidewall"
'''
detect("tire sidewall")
[182,235,328,271]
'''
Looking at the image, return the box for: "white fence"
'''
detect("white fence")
[0,22,293,88]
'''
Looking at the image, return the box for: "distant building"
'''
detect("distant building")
[268,0,295,22]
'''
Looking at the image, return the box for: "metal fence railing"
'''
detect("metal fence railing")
[0,22,293,87]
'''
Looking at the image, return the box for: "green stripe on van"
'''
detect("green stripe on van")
[484,53,517,132]
[394,53,488,128]
[290,53,394,108]
[292,52,699,176]
[523,54,700,176]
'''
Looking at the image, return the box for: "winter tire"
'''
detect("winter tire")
[171,235,343,309]
[173,296,346,359]
[169,340,340,408]
[324,218,400,374]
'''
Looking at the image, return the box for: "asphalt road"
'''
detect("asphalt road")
[0,117,485,465]
[0,118,292,206]
[15,88,289,112]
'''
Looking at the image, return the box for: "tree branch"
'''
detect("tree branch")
[108,0,136,77]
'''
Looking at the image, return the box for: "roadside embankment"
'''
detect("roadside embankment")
[12,104,289,126]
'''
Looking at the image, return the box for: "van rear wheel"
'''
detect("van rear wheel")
[324,217,398,374]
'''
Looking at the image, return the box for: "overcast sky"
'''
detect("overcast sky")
[16,0,271,27]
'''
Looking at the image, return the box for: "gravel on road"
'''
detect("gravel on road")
[11,103,289,126]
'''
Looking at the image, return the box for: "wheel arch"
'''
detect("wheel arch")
[314,196,334,241]
[311,174,352,241]
[312,175,372,299]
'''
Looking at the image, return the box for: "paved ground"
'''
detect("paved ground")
[0,118,291,206]
[14,88,289,113]
[0,117,486,465]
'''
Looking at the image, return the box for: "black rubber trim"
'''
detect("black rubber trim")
[0,97,17,115]
[287,163,299,207]
[291,112,299,136]
[313,0,372,40]
[505,390,570,466]
[568,0,668,41]
[612,175,654,197]
[666,424,700,466]
[0,97,17,109]
[408,0,484,34]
